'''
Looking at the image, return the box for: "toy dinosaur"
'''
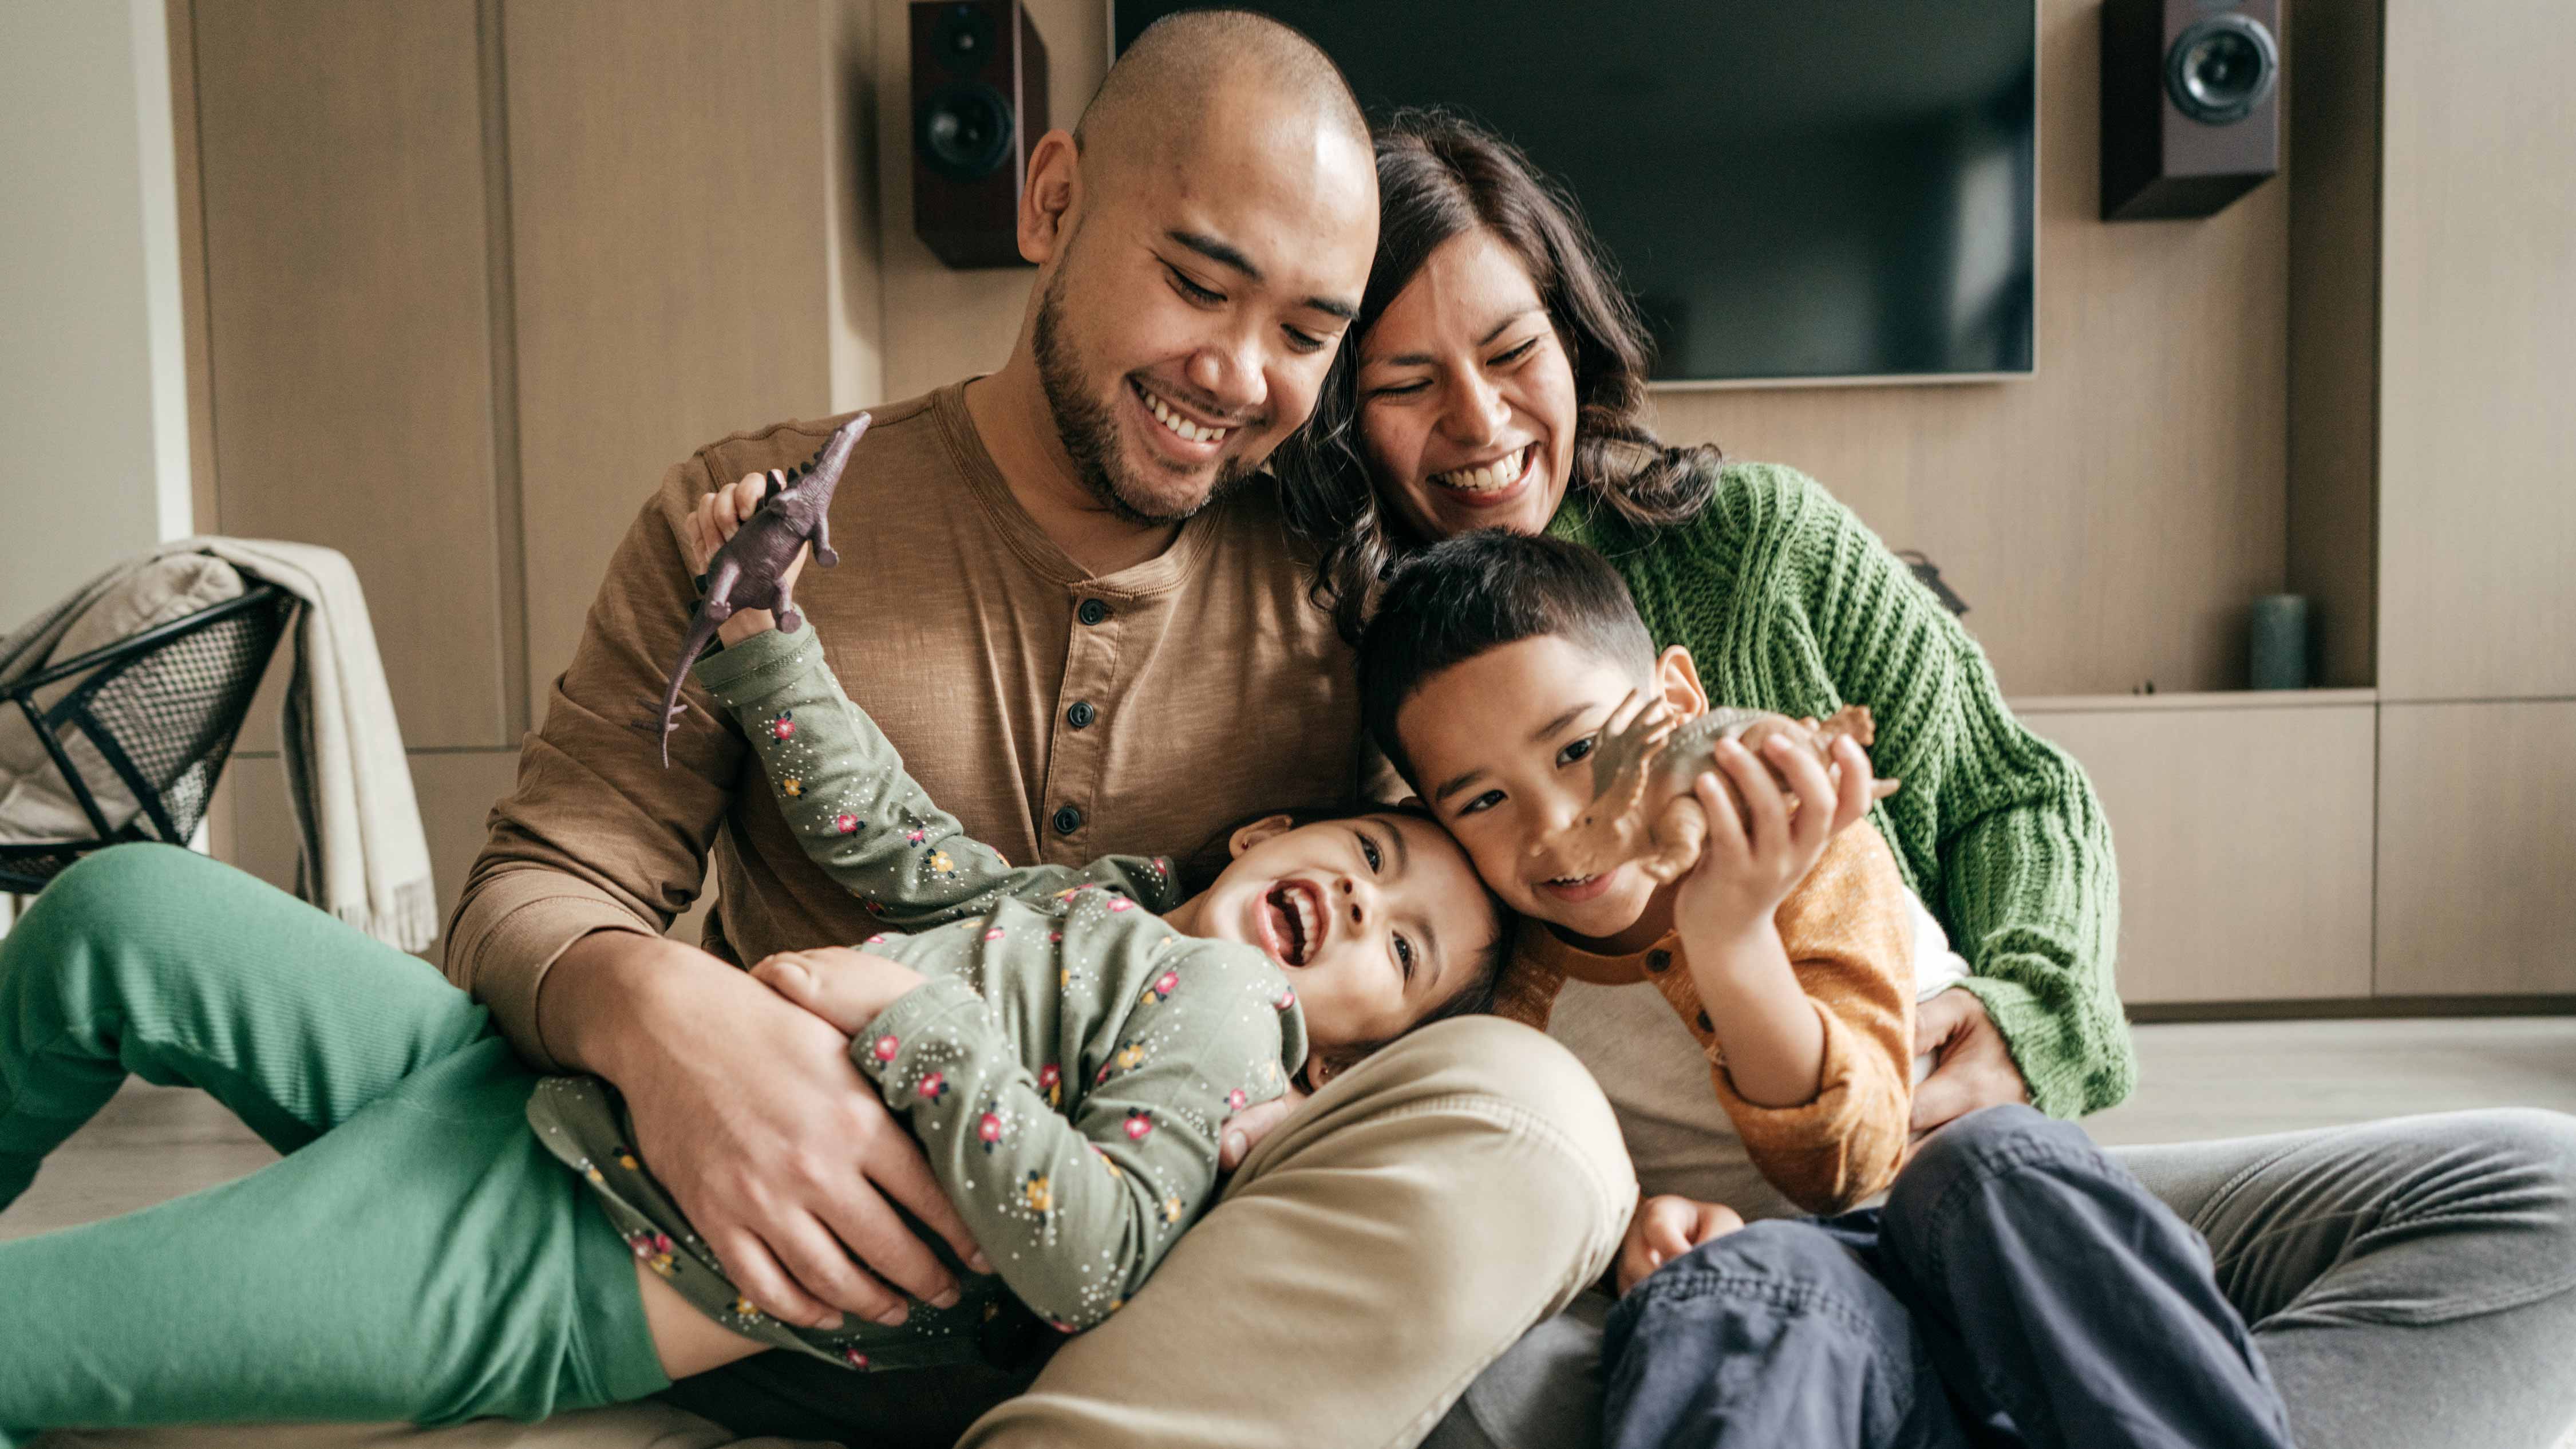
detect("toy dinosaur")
[652,413,868,766]
[1528,696,1890,885]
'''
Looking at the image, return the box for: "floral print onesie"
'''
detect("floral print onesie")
[527,626,1307,1373]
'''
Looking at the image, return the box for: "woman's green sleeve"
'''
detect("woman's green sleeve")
[1773,469,2135,1117]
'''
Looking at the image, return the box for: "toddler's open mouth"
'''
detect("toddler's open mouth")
[1258,879,1326,966]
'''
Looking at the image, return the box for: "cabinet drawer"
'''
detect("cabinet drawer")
[2017,702,2376,1004]
[2376,701,2576,996]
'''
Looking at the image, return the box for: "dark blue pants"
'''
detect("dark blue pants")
[1599,1106,2297,1449]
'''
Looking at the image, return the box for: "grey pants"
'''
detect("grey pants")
[1426,1110,2576,1449]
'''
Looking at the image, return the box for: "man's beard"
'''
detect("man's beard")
[1032,265,1257,526]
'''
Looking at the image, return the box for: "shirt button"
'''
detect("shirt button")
[1052,805,1084,836]
[1645,949,1672,973]
[1077,598,1112,626]
[1066,700,1096,729]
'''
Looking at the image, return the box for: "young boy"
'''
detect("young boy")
[1357,532,2296,1449]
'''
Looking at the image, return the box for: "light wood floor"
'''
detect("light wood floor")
[9,1014,2576,1240]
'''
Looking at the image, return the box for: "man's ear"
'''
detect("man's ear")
[1228,814,1298,859]
[1655,645,1709,723]
[1017,130,1082,264]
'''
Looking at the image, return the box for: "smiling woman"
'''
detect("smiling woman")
[1273,109,1719,645]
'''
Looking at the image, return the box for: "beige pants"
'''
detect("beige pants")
[37,1017,1634,1449]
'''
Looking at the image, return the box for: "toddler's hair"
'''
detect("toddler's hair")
[1176,800,1512,1070]
[1356,530,1657,788]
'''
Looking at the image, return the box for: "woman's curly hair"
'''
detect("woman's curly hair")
[1272,108,1722,643]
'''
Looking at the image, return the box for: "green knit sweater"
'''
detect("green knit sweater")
[1550,463,2135,1118]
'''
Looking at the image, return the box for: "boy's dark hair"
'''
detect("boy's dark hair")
[1357,530,1658,789]
[1175,799,1512,1065]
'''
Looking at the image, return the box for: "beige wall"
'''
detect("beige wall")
[0,0,192,630]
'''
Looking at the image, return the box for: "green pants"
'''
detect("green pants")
[0,846,669,1443]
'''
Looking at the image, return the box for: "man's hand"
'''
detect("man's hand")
[544,932,986,1331]
[1217,1080,1310,1172]
[685,472,812,647]
[750,946,926,1033]
[1617,1194,1745,1296]
[1911,986,2032,1134]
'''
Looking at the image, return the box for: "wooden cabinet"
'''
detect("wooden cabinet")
[2017,695,2378,1004]
[2376,701,2576,996]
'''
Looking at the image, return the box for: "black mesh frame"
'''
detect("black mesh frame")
[1,584,297,893]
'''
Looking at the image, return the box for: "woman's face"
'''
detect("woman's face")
[1355,228,1579,541]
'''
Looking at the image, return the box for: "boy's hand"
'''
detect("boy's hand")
[1617,1194,1746,1295]
[685,471,813,647]
[750,946,925,1033]
[1672,733,1840,950]
[1822,732,1897,836]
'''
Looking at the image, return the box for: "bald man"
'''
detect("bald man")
[35,14,1629,1449]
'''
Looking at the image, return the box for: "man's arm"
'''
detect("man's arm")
[443,453,741,1065]
[442,442,982,1329]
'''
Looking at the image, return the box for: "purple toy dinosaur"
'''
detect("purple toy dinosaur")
[653,413,868,766]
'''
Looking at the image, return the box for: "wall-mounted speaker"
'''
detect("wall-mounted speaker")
[911,1,1048,269]
[2101,0,2281,220]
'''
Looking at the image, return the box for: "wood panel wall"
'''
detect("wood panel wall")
[867,0,2293,700]
[193,0,511,753]
[504,0,838,712]
[2374,0,2576,703]
[2364,0,2575,998]
[165,1,2567,1008]
[177,0,876,959]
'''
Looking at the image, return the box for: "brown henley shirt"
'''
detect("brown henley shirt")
[445,384,1362,1071]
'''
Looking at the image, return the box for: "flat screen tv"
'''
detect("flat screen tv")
[1109,1,2038,386]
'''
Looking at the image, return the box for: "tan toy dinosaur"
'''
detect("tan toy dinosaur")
[1528,695,1894,886]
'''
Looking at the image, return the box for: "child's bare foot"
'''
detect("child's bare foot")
[749,947,924,1033]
